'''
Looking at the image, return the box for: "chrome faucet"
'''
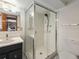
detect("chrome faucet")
[6,34,8,40]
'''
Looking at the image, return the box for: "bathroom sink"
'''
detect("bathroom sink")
[0,37,23,47]
[0,39,14,44]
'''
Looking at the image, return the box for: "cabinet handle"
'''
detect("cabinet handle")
[3,57,6,59]
[14,55,17,58]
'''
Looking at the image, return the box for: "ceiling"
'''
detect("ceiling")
[35,0,77,10]
[60,0,77,5]
[2,0,78,10]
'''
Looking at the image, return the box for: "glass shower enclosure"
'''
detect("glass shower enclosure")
[25,2,57,59]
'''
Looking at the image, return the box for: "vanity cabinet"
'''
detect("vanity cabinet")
[9,50,22,59]
[0,54,7,59]
[0,43,22,59]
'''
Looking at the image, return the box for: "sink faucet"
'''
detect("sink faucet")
[6,34,8,40]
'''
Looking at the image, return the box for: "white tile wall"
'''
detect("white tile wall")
[57,0,79,59]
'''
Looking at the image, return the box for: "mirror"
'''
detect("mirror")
[0,12,17,31]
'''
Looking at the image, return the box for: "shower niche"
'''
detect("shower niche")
[25,3,57,59]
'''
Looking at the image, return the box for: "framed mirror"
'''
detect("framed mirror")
[0,12,17,31]
[6,15,17,31]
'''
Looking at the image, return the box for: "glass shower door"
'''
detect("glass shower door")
[34,5,56,59]
[25,3,56,59]
[25,5,34,59]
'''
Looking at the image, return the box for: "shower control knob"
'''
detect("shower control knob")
[49,25,52,27]
[35,31,37,34]
[40,52,43,55]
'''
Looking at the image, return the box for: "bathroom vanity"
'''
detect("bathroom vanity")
[0,43,22,59]
[0,37,23,59]
[0,4,22,59]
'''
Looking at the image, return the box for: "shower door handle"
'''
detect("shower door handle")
[40,52,43,55]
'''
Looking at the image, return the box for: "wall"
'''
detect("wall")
[20,9,26,39]
[57,0,79,59]
[35,0,65,10]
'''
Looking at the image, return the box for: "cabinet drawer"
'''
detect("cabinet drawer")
[9,50,22,59]
[0,55,7,59]
[0,43,22,54]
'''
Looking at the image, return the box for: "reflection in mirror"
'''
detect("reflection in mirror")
[0,13,18,31]
[0,0,20,32]
[6,15,17,31]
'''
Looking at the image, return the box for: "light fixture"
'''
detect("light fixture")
[31,12,34,17]
[2,0,16,7]
[0,0,19,12]
[3,0,16,4]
